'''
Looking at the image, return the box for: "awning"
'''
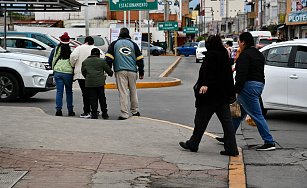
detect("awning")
[0,0,83,12]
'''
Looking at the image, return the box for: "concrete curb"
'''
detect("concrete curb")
[105,57,182,89]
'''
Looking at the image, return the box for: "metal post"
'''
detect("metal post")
[139,11,141,32]
[147,11,151,77]
[4,9,7,50]
[128,11,131,30]
[85,0,89,36]
[258,0,262,30]
[124,11,127,27]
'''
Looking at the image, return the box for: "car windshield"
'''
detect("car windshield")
[198,42,206,47]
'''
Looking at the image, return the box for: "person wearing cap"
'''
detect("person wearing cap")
[70,36,104,119]
[50,32,75,116]
[105,27,144,120]
[81,48,113,119]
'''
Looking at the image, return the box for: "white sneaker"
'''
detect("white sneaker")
[80,113,91,119]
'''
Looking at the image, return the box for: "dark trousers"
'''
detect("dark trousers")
[189,102,238,154]
[77,79,91,114]
[87,86,107,117]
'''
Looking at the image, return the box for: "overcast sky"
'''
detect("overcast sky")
[190,0,198,9]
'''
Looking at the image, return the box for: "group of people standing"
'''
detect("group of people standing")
[180,32,275,156]
[49,28,144,120]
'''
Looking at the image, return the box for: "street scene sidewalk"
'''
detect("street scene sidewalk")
[0,106,236,188]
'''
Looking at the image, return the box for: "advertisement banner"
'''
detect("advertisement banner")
[286,0,307,25]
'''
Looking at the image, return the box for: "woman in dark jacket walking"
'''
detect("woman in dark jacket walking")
[179,35,239,156]
[232,32,275,151]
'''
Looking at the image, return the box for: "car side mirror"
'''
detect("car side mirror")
[201,51,207,55]
[194,46,197,48]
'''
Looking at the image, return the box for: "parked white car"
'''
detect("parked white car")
[76,35,109,52]
[260,39,307,114]
[0,36,53,57]
[195,40,207,63]
[0,47,55,101]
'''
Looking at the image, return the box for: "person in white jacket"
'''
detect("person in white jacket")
[70,36,104,118]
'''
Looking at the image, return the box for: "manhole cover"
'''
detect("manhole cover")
[0,169,27,188]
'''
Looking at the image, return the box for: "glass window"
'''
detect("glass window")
[93,36,105,46]
[2,39,16,47]
[33,34,55,48]
[198,42,206,47]
[266,46,292,67]
[294,46,307,69]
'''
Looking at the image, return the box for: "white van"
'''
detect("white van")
[249,31,272,45]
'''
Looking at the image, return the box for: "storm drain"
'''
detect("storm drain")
[0,169,27,188]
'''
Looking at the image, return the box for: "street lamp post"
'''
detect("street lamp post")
[260,0,263,29]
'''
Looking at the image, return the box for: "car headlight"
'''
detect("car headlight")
[21,60,46,70]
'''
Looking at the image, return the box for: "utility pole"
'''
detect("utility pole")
[258,0,262,30]
[85,0,89,36]
[164,0,170,53]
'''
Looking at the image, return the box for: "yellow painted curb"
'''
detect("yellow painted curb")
[229,147,246,188]
[138,116,246,188]
[105,57,182,89]
[159,57,182,77]
[105,78,181,89]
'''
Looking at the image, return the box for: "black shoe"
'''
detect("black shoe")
[220,151,239,157]
[118,116,127,120]
[102,112,109,119]
[68,111,75,116]
[55,110,62,116]
[132,112,140,116]
[216,137,224,144]
[256,143,276,151]
[80,113,91,119]
[91,116,98,119]
[179,141,198,152]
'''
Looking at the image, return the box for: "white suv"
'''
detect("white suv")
[0,47,55,101]
[260,39,307,114]
[76,35,109,52]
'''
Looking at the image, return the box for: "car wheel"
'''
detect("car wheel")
[152,50,159,56]
[184,54,189,57]
[196,59,199,63]
[0,72,20,102]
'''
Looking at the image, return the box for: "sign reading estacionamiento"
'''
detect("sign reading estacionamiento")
[109,0,158,11]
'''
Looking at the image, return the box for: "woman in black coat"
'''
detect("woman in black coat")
[179,35,239,156]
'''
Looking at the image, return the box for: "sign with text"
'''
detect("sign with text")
[183,27,199,34]
[109,0,158,11]
[158,22,178,31]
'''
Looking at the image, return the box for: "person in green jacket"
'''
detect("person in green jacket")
[52,32,75,117]
[81,48,113,119]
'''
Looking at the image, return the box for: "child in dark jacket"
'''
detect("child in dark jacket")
[81,48,113,119]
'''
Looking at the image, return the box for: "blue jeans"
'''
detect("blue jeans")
[233,81,274,144]
[54,72,74,112]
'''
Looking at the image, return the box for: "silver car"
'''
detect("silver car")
[141,41,165,56]
[0,36,53,57]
